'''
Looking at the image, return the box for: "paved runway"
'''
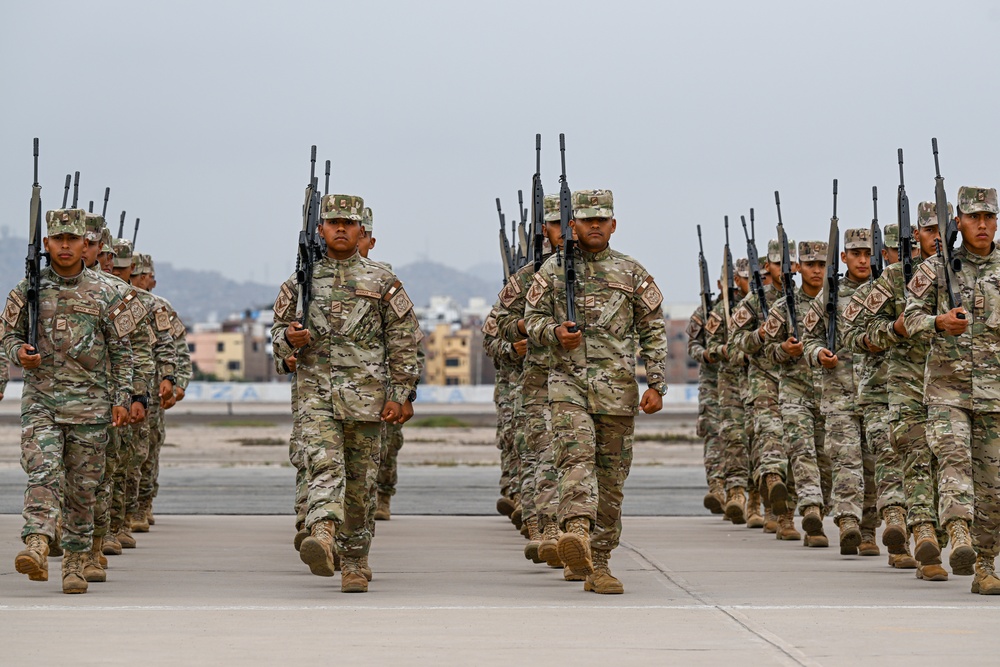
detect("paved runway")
[0,513,995,666]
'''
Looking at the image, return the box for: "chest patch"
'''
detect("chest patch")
[356,288,381,300]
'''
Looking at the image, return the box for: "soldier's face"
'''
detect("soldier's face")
[883,247,899,264]
[916,226,940,258]
[761,272,772,286]
[734,275,750,295]
[44,234,85,273]
[765,261,782,283]
[569,216,615,252]
[98,252,114,273]
[842,248,871,281]
[113,265,132,282]
[544,220,563,249]
[320,218,362,258]
[800,260,826,289]
[958,211,997,255]
[357,231,375,258]
[83,238,101,267]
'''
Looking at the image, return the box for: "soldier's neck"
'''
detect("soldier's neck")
[52,260,85,279]
[801,284,821,297]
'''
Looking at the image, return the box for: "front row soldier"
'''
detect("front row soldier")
[762,241,831,547]
[525,189,668,594]
[271,194,421,593]
[904,186,1000,595]
[4,208,137,594]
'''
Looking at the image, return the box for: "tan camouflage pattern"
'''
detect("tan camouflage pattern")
[883,224,899,249]
[543,193,560,222]
[84,213,105,243]
[99,228,114,254]
[844,228,872,250]
[571,189,613,220]
[798,241,827,263]
[112,239,133,269]
[362,206,373,233]
[917,200,954,228]
[957,186,999,215]
[687,302,725,485]
[735,257,750,278]
[0,347,8,394]
[321,193,364,221]
[706,294,750,490]
[45,208,87,237]
[767,239,781,263]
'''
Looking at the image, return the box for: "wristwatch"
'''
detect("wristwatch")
[131,394,149,409]
[162,375,176,386]
[407,389,418,403]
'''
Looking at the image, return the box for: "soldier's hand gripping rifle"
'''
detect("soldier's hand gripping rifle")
[25,138,44,354]
[696,224,713,320]
[496,198,513,283]
[932,138,964,319]
[295,146,322,329]
[775,191,799,339]
[531,134,545,272]
[897,149,914,285]
[870,186,884,281]
[741,213,768,321]
[824,180,840,352]
[558,134,578,333]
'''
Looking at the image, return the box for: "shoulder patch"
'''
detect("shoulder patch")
[732,304,753,329]
[274,282,296,319]
[498,276,522,308]
[482,315,499,337]
[2,295,23,329]
[154,306,172,332]
[803,306,821,333]
[388,287,414,318]
[109,300,138,338]
[526,279,546,307]
[863,285,891,314]
[843,297,864,323]
[763,309,783,338]
[705,312,722,335]
[123,289,149,326]
[907,262,935,298]
[639,279,663,312]
[170,315,186,339]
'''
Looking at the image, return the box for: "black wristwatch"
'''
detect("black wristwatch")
[162,375,176,386]
[131,394,149,409]
[407,389,417,403]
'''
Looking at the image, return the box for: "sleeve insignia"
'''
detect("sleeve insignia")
[639,280,663,312]
[732,304,752,329]
[803,306,821,333]
[356,288,382,300]
[2,296,23,328]
[482,316,499,337]
[532,272,548,288]
[862,285,891,314]
[607,281,634,293]
[526,280,546,307]
[763,310,783,338]
[123,290,149,324]
[154,306,172,332]
[389,287,414,318]
[498,276,522,308]
[109,301,138,338]
[170,315,186,338]
[907,263,935,298]
[274,282,296,319]
[843,297,864,323]
[705,312,722,335]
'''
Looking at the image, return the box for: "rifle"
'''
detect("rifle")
[324,160,331,196]
[517,189,528,269]
[775,190,799,339]
[824,179,840,352]
[118,211,126,239]
[932,138,964,318]
[897,149,914,284]
[71,171,80,208]
[496,197,512,282]
[61,174,71,209]
[88,201,94,213]
[294,145,322,328]
[722,216,736,329]
[102,187,110,218]
[25,138,43,354]
[558,133,578,333]
[741,214,768,321]
[696,225,713,320]
[132,218,141,248]
[531,134,545,272]
[870,186,883,281]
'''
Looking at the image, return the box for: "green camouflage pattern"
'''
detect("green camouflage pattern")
[686,302,725,485]
[0,347,8,394]
[804,276,866,415]
[376,422,403,496]
[767,239,780,263]
[84,213,105,243]
[917,200,954,228]
[112,239,133,268]
[571,189,613,219]
[844,228,871,250]
[797,241,827,263]
[321,193,364,221]
[362,206,373,234]
[543,193,560,222]
[100,228,114,254]
[45,208,87,237]
[735,257,750,278]
[706,296,750,490]
[883,224,899,249]
[957,186,999,215]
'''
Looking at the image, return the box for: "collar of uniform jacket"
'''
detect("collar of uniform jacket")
[579,246,613,262]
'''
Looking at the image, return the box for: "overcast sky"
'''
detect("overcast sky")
[2,0,997,304]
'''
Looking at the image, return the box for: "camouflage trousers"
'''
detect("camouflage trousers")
[719,379,749,491]
[552,402,634,552]
[527,401,557,531]
[124,419,151,519]
[94,426,125,540]
[110,423,136,533]
[137,397,164,511]
[824,412,877,530]
[924,405,977,529]
[698,399,725,485]
[863,405,905,516]
[781,402,830,513]
[495,381,519,500]
[891,407,948,542]
[753,396,787,482]
[288,377,308,528]
[20,410,108,553]
[376,422,404,496]
[513,396,537,522]
[303,416,381,558]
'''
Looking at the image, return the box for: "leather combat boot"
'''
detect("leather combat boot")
[496,496,516,517]
[838,516,862,555]
[916,556,949,582]
[374,493,391,521]
[14,533,49,582]
[776,510,801,541]
[62,551,88,594]
[947,519,976,576]
[913,522,941,565]
[763,473,789,515]
[704,480,725,515]
[82,541,107,583]
[538,522,561,567]
[971,555,1000,595]
[725,487,747,525]
[556,518,593,576]
[341,557,368,593]
[881,505,907,553]
[584,549,624,595]
[523,518,543,563]
[299,520,337,577]
[859,529,880,556]
[746,490,764,529]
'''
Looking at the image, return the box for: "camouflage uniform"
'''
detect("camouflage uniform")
[2,209,134,559]
[686,300,724,501]
[483,311,522,506]
[904,187,1000,569]
[0,347,8,396]
[271,194,421,562]
[525,190,668,557]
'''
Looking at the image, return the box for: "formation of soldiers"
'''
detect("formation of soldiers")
[4,170,192,593]
[689,162,1000,595]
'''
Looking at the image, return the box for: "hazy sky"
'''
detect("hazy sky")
[2,0,997,304]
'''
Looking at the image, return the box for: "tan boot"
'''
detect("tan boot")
[776,510,801,541]
[971,555,1000,595]
[293,526,309,552]
[584,549,624,594]
[102,534,122,556]
[913,522,941,565]
[511,504,523,530]
[763,473,789,515]
[859,529,880,556]
[881,506,907,553]
[523,518,543,563]
[538,522,561,567]
[14,533,49,582]
[131,508,150,533]
[83,542,107,583]
[888,537,918,569]
[725,486,747,525]
[49,521,63,558]
[359,555,373,582]
[563,565,587,581]
[916,556,949,582]
[746,490,764,529]
[299,520,337,577]
[116,526,136,549]
[802,507,828,548]
[838,517,862,555]
[374,493,391,521]
[556,518,593,576]
[146,505,155,526]
[496,496,516,517]
[704,480,725,514]
[62,551,88,594]
[947,519,976,575]
[763,509,778,534]
[341,557,368,593]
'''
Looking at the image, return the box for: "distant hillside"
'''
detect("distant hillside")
[393,260,497,307]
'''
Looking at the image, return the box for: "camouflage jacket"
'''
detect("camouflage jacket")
[706,293,750,405]
[271,253,421,421]
[904,244,1000,412]
[803,275,865,415]
[90,271,152,395]
[524,246,668,416]
[0,346,8,394]
[493,261,553,407]
[1,265,134,423]
[863,259,928,412]
[730,284,783,402]
[167,310,193,389]
[133,289,179,395]
[840,279,887,406]
[761,286,822,407]
[686,301,719,406]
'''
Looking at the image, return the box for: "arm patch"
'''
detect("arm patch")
[863,284,892,314]
[907,263,936,298]
[498,276,522,307]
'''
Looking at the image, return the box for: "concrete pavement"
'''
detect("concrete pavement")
[1,513,996,666]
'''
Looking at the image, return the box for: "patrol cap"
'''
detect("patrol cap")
[146,254,156,276]
[735,257,750,278]
[100,228,114,255]
[361,207,373,234]
[767,239,780,263]
[134,253,153,275]
[844,228,872,251]
[758,256,767,269]
[45,209,87,237]
[571,189,613,220]
[321,194,364,221]
[798,241,827,263]
[917,201,954,228]
[84,213,105,243]
[112,239,134,268]
[788,239,797,262]
[957,186,999,215]
[543,194,560,222]
[883,224,899,248]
